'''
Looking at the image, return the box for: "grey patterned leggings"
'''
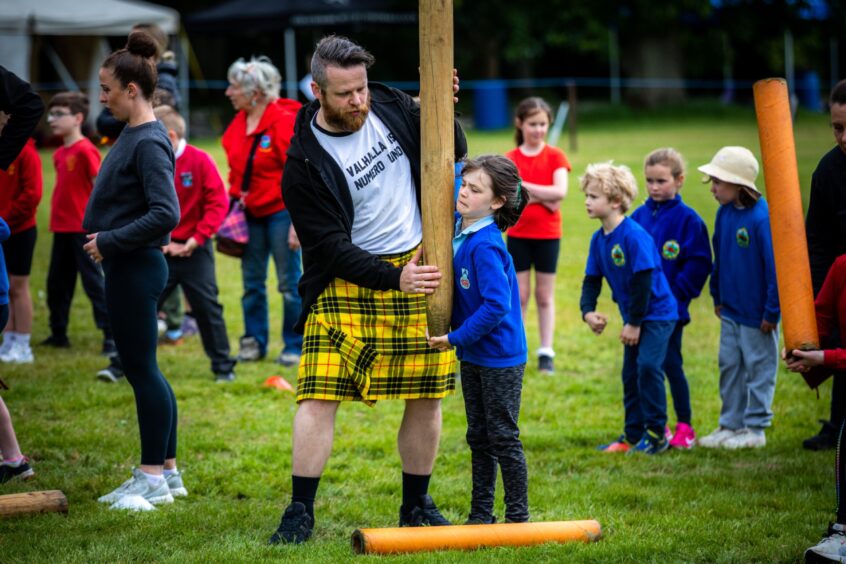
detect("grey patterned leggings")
[461,361,529,523]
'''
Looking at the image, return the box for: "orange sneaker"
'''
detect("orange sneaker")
[597,435,632,452]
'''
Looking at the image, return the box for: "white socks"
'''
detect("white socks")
[142,470,166,486]
[537,347,556,358]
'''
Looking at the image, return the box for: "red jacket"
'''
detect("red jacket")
[222,98,301,218]
[171,143,228,246]
[817,255,846,369]
[0,139,42,233]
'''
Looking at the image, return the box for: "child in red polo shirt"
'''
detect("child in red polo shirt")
[0,136,41,364]
[153,105,236,382]
[42,91,113,355]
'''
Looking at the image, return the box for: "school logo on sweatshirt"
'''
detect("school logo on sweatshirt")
[736,227,750,248]
[662,240,680,260]
[180,172,193,187]
[459,268,471,290]
[611,244,625,267]
[259,134,272,153]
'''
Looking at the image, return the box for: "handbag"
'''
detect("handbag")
[216,129,264,258]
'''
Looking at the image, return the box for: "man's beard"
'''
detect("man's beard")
[322,93,371,132]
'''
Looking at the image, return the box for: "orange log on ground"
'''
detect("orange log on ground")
[0,490,68,518]
[419,0,455,336]
[753,78,819,362]
[351,520,602,555]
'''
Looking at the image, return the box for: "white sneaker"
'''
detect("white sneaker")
[0,342,33,364]
[99,467,174,508]
[806,524,846,563]
[698,426,739,448]
[165,469,188,497]
[722,428,766,449]
[0,336,13,357]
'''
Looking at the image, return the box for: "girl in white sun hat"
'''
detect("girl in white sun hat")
[698,146,781,450]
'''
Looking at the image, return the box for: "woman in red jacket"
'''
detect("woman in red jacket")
[222,56,303,364]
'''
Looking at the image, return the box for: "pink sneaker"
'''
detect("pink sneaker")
[669,422,696,449]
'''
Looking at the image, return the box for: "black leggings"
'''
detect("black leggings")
[838,418,846,523]
[102,247,177,465]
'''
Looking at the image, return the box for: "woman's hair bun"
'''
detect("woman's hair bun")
[126,30,158,59]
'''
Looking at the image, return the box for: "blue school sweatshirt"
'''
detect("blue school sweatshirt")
[631,195,712,322]
[448,214,527,368]
[585,216,678,324]
[0,217,8,305]
[709,198,780,327]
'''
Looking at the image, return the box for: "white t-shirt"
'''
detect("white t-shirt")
[311,112,422,255]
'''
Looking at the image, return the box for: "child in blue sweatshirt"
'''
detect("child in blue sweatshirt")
[429,155,529,524]
[631,148,712,449]
[579,163,679,455]
[697,146,780,450]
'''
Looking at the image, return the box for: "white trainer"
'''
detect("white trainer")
[0,342,33,364]
[0,336,13,357]
[99,468,174,507]
[698,426,739,448]
[722,428,766,449]
[165,470,188,498]
[806,524,846,563]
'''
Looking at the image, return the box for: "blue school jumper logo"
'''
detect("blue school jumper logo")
[611,244,625,267]
[662,239,680,260]
[258,134,272,153]
[459,268,471,290]
[180,172,193,187]
[736,227,750,248]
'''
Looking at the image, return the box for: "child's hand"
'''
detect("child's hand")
[783,348,824,372]
[714,305,722,319]
[760,319,778,333]
[620,324,641,347]
[428,334,452,351]
[584,312,607,335]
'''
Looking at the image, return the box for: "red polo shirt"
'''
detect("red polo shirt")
[50,137,101,233]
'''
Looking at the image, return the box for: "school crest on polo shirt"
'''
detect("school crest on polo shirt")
[611,244,625,267]
[180,172,193,187]
[736,227,750,248]
[258,134,272,153]
[66,155,77,172]
[459,268,471,290]
[662,239,680,260]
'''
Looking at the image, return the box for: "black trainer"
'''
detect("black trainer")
[41,335,71,348]
[399,494,452,527]
[803,420,839,451]
[96,358,125,383]
[464,514,496,525]
[0,458,34,483]
[538,355,554,375]
[268,502,314,545]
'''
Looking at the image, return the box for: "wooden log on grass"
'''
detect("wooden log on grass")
[753,78,820,387]
[419,0,455,336]
[0,490,68,518]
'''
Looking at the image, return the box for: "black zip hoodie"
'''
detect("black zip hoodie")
[282,82,468,333]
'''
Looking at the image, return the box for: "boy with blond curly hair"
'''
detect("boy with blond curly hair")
[579,163,678,455]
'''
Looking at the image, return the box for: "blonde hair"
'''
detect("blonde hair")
[580,162,638,213]
[227,56,281,102]
[153,105,185,139]
[644,147,685,179]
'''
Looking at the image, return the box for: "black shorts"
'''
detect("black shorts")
[507,236,560,274]
[2,227,37,276]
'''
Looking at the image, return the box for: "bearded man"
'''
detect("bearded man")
[269,35,467,544]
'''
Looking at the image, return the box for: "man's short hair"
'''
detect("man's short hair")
[153,105,185,139]
[831,79,846,106]
[580,162,639,213]
[48,91,90,120]
[311,35,375,90]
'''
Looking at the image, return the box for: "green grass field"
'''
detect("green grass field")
[0,104,837,562]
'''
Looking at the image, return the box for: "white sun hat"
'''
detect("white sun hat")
[697,146,760,194]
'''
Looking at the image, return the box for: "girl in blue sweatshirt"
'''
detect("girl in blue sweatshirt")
[697,146,780,450]
[631,148,712,449]
[429,155,529,524]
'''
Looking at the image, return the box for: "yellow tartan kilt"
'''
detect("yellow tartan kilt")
[296,248,456,404]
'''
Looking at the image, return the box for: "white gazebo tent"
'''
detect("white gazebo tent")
[0,0,181,126]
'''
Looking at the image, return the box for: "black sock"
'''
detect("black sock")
[291,475,320,518]
[401,472,431,510]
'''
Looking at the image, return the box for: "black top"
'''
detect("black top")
[282,82,468,333]
[806,146,846,294]
[0,65,44,171]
